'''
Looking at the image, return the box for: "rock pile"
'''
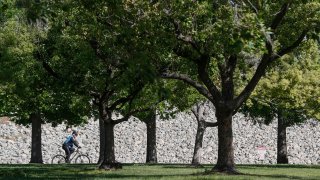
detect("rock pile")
[0,111,319,164]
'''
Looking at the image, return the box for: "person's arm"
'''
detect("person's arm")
[72,136,80,147]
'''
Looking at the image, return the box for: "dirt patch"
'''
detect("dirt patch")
[0,117,10,125]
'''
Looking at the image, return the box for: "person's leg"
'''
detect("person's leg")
[63,145,71,163]
[68,147,75,161]
[69,147,75,154]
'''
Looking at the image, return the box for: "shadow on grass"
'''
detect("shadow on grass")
[0,164,98,179]
[122,163,211,170]
[0,170,192,180]
[1,164,320,180]
[160,164,320,170]
[0,164,192,179]
[191,170,320,180]
[238,164,320,169]
[244,173,320,180]
[162,165,206,169]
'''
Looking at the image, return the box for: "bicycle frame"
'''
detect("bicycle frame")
[68,148,81,162]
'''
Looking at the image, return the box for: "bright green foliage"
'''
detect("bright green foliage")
[243,40,320,124]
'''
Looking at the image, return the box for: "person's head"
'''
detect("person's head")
[72,130,78,137]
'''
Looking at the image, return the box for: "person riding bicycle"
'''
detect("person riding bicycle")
[62,130,81,163]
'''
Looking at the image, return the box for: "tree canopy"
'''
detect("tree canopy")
[149,0,320,173]
[243,39,320,125]
[0,0,90,126]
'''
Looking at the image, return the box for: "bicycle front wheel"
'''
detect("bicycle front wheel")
[51,155,66,164]
[75,154,91,164]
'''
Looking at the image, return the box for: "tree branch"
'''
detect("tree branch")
[112,107,151,125]
[220,55,237,101]
[227,55,238,76]
[270,2,290,31]
[109,86,143,111]
[205,121,218,127]
[232,2,293,113]
[171,19,202,55]
[197,56,222,106]
[89,90,100,105]
[173,45,198,62]
[233,30,307,114]
[191,106,200,122]
[42,61,60,79]
[244,0,258,14]
[233,54,270,113]
[161,72,213,101]
[112,115,130,125]
[275,29,308,58]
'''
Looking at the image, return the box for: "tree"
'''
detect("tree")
[133,81,173,164]
[0,0,90,164]
[132,93,160,164]
[242,39,320,164]
[163,81,219,167]
[41,0,159,169]
[150,0,320,173]
[190,101,218,166]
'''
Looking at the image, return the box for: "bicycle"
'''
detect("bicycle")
[51,147,91,164]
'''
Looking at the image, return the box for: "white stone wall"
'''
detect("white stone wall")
[0,112,319,164]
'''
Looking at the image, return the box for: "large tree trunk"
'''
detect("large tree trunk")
[145,110,157,163]
[97,118,106,165]
[99,121,121,170]
[29,113,43,163]
[277,111,288,164]
[192,120,206,166]
[212,110,237,174]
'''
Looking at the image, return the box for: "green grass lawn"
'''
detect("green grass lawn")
[0,164,319,180]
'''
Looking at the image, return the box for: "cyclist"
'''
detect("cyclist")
[62,130,81,163]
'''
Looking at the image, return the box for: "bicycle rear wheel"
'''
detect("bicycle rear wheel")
[51,155,66,164]
[75,154,91,164]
